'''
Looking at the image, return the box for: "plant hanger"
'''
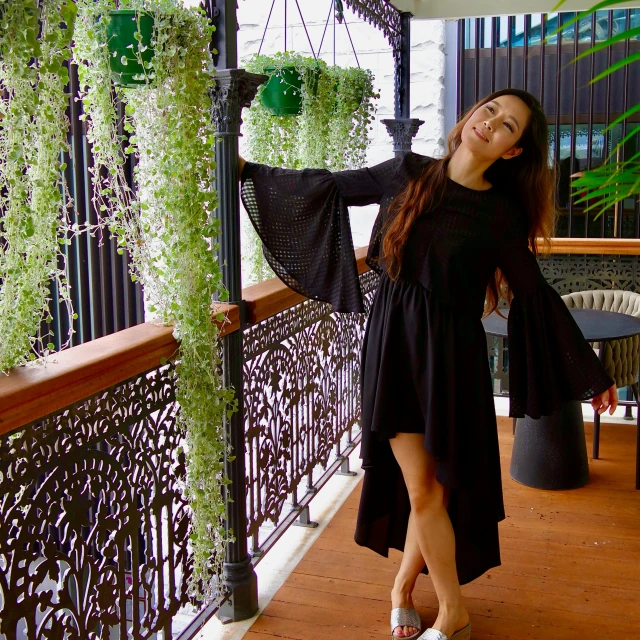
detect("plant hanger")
[258,0,318,60]
[317,0,361,68]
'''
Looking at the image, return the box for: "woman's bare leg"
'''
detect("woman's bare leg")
[391,511,424,637]
[391,483,452,637]
[389,433,469,639]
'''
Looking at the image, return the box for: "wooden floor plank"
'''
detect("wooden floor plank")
[246,416,640,639]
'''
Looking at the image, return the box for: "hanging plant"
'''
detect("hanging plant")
[73,0,236,604]
[327,65,378,171]
[0,0,78,371]
[243,51,334,169]
[241,52,379,283]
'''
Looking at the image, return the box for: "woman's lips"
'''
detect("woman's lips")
[473,127,489,142]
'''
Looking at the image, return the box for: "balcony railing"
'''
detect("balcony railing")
[0,240,638,638]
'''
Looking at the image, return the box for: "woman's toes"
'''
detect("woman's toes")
[394,626,417,638]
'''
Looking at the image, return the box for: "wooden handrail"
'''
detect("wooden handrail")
[0,304,240,437]
[244,240,640,324]
[1,238,638,435]
[539,237,640,255]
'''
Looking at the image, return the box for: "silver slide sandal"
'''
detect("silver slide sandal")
[390,607,422,640]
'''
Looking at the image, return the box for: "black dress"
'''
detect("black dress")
[240,151,615,585]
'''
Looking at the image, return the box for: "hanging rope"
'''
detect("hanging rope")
[257,0,318,60]
[258,0,277,55]
[317,0,361,68]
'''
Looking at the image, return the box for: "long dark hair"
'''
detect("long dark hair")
[381,88,557,318]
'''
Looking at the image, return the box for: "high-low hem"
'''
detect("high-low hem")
[355,271,506,585]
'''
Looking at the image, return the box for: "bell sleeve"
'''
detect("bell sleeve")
[240,157,401,313]
[495,222,615,419]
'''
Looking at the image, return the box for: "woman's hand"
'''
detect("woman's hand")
[238,154,246,177]
[591,384,618,415]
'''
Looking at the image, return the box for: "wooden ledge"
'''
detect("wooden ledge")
[0,303,239,437]
[539,237,640,255]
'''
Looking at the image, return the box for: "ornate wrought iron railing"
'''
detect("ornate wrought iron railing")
[0,247,371,638]
[1,240,638,638]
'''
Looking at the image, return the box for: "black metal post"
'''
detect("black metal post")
[209,67,267,625]
[203,0,268,624]
[386,11,423,157]
[204,0,238,69]
[395,11,411,119]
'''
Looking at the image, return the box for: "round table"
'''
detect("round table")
[482,307,640,490]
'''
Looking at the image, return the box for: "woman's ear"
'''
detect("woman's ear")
[502,146,523,161]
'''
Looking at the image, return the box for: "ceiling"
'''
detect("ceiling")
[388,0,640,19]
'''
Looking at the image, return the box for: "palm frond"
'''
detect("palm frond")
[548,0,640,222]
[548,0,627,36]
[601,104,640,135]
[571,27,640,62]
[570,162,640,217]
[591,52,640,84]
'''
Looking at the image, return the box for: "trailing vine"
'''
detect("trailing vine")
[328,65,378,171]
[73,0,236,603]
[243,51,334,169]
[0,0,77,370]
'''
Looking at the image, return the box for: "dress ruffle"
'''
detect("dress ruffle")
[507,283,616,419]
[240,162,363,313]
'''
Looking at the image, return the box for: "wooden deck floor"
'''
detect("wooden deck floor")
[243,415,640,640]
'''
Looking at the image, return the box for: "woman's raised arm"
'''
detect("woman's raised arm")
[237,156,402,313]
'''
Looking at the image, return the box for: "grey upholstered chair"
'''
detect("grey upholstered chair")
[561,290,640,489]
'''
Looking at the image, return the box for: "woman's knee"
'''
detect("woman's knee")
[389,433,446,511]
[406,478,445,513]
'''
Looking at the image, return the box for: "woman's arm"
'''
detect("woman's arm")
[494,225,618,418]
[236,155,402,313]
[238,154,246,178]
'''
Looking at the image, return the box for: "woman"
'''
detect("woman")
[238,88,618,640]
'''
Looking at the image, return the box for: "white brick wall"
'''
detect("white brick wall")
[235,2,447,281]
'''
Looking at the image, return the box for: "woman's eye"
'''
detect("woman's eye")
[486,105,494,113]
[505,123,513,132]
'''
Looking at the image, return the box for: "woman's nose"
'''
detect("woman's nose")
[483,120,492,130]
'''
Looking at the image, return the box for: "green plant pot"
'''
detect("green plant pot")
[106,10,154,87]
[261,65,321,116]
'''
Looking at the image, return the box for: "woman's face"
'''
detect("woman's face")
[461,94,532,162]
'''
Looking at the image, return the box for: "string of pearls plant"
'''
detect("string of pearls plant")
[0,0,78,370]
[73,0,236,603]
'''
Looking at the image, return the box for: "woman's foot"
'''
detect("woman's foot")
[430,604,470,639]
[391,586,419,638]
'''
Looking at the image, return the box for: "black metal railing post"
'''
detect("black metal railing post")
[384,11,423,157]
[203,0,268,624]
[209,68,267,624]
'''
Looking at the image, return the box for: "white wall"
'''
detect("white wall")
[236,2,447,281]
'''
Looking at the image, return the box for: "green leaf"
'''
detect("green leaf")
[571,27,640,64]
[590,51,640,85]
[600,104,640,136]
